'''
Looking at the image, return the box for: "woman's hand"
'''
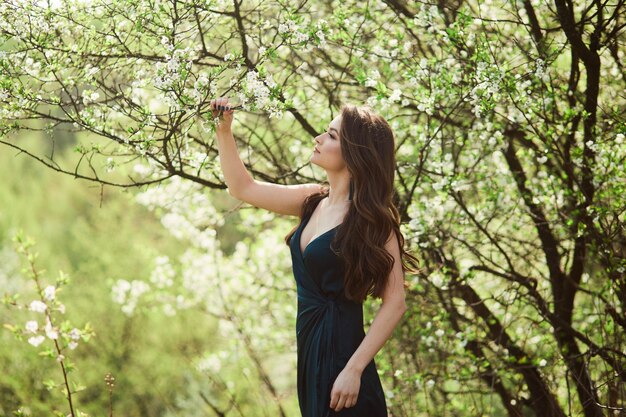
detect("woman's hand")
[329,366,362,412]
[210,97,235,132]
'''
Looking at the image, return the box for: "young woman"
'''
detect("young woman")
[210,97,420,417]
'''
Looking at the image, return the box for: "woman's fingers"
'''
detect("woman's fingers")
[334,395,347,411]
[219,97,231,110]
[211,97,235,112]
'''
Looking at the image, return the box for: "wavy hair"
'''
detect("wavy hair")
[285,104,420,303]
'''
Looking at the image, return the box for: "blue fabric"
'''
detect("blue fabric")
[289,209,388,417]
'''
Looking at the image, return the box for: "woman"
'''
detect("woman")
[210,98,420,416]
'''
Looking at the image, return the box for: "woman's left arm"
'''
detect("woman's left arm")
[329,231,408,412]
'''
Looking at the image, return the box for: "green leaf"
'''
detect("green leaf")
[355,68,367,85]
[65,360,75,374]
[43,379,57,391]
[39,348,56,358]
[72,381,87,393]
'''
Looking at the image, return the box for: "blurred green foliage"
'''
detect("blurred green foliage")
[0,132,294,417]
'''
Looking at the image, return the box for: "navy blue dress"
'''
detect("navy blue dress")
[289,209,388,417]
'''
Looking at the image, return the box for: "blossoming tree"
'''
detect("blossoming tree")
[1,0,624,416]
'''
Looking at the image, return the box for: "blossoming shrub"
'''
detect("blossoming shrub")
[0,0,624,416]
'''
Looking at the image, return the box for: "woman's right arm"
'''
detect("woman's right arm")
[211,97,323,217]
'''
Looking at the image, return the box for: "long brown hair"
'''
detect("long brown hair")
[285,104,420,303]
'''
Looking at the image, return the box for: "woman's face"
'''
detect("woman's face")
[311,115,345,171]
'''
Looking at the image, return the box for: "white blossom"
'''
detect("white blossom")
[149,256,175,288]
[534,58,545,78]
[265,74,277,89]
[111,279,150,316]
[197,353,222,373]
[294,31,309,43]
[29,300,47,313]
[44,317,58,340]
[82,90,100,105]
[389,89,402,102]
[43,285,56,301]
[25,320,38,334]
[69,328,81,340]
[28,335,45,347]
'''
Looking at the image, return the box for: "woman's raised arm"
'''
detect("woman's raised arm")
[211,97,323,217]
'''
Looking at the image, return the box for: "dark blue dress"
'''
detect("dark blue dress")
[289,210,388,417]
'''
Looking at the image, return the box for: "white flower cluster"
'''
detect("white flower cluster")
[153,43,193,92]
[43,285,55,300]
[24,319,44,347]
[149,255,175,289]
[25,318,81,348]
[534,58,550,82]
[111,279,150,316]
[43,316,58,340]
[179,250,218,307]
[364,69,381,88]
[278,19,310,43]
[29,300,47,313]
[84,63,100,80]
[389,89,402,103]
[243,70,283,118]
[196,351,228,373]
[132,162,153,177]
[27,334,45,347]
[24,298,82,347]
[372,43,398,60]
[413,4,440,29]
[82,89,100,105]
[104,157,115,173]
[468,61,505,118]
[121,172,298,361]
[135,176,222,247]
[315,19,328,48]
[190,73,215,106]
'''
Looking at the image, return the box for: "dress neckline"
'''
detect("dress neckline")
[299,208,343,258]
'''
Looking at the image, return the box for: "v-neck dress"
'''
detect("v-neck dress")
[289,209,388,417]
